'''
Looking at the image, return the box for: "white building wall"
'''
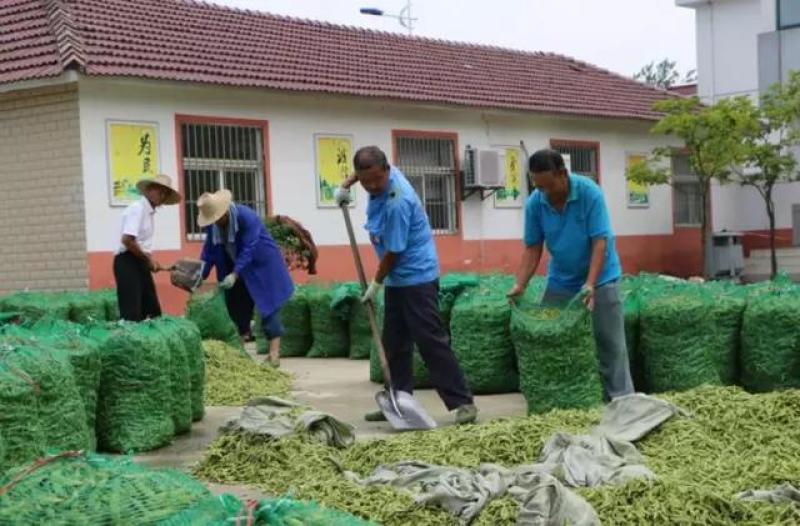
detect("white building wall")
[78,77,678,253]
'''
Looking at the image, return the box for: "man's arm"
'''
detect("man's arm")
[583,187,613,310]
[508,244,543,299]
[585,238,607,289]
[375,252,399,284]
[121,235,159,271]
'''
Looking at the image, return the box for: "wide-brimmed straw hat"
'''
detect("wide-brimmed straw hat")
[136,174,181,205]
[196,189,233,228]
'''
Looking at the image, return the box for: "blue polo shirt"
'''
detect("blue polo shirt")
[524,173,621,293]
[365,167,439,287]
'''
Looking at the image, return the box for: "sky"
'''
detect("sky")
[209,0,697,80]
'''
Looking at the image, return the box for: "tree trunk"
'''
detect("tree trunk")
[700,184,710,278]
[766,186,778,279]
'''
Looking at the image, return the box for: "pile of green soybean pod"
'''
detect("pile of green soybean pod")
[203,340,291,406]
[194,386,800,525]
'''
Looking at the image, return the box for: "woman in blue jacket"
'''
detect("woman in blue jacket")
[197,189,294,366]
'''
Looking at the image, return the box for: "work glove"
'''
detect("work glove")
[361,280,383,304]
[334,186,352,207]
[220,273,238,290]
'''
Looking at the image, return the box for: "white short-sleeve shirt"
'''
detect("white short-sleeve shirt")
[117,197,155,255]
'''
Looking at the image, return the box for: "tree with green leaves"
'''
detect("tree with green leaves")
[634,59,696,89]
[627,96,756,276]
[734,71,800,278]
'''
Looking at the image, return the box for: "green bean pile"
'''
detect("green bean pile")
[195,386,800,525]
[203,340,292,406]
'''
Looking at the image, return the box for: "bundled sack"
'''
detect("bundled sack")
[153,317,193,435]
[702,281,747,385]
[619,277,645,392]
[306,286,348,358]
[0,291,71,322]
[93,322,175,453]
[0,452,210,525]
[24,319,103,449]
[67,292,109,323]
[96,289,120,321]
[256,288,312,357]
[186,290,243,352]
[0,337,91,470]
[437,273,480,329]
[741,288,800,392]
[511,300,603,414]
[639,285,723,393]
[165,317,206,422]
[450,274,518,394]
[331,282,373,360]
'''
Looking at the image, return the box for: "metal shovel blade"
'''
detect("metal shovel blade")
[375,390,437,431]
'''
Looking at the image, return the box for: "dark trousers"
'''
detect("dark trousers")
[113,252,162,322]
[383,280,473,410]
[224,279,254,336]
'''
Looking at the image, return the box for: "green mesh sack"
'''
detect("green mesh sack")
[96,289,120,321]
[257,497,377,526]
[741,290,800,392]
[306,286,348,358]
[167,317,205,422]
[256,289,313,357]
[511,302,603,414]
[0,339,91,469]
[702,282,747,386]
[330,283,372,360]
[620,277,645,392]
[67,292,108,323]
[639,287,722,393]
[153,318,193,435]
[450,275,518,394]
[186,291,243,352]
[158,494,250,526]
[437,273,480,329]
[95,322,175,453]
[0,291,71,322]
[0,452,210,524]
[368,295,431,387]
[26,319,103,449]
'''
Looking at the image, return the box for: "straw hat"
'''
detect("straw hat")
[136,174,181,205]
[196,189,233,227]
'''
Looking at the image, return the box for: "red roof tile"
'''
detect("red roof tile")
[1,0,675,120]
[668,83,698,97]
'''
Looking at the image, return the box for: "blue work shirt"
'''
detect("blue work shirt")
[365,167,439,287]
[524,173,621,293]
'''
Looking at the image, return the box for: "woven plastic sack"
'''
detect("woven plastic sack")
[67,292,108,324]
[257,497,377,526]
[256,288,312,357]
[511,302,603,414]
[741,290,800,392]
[94,322,175,453]
[306,286,348,358]
[153,318,193,435]
[0,452,210,524]
[639,286,722,393]
[186,291,243,352]
[368,295,431,387]
[450,274,518,394]
[166,317,205,422]
[0,339,91,470]
[23,319,103,449]
[0,291,71,322]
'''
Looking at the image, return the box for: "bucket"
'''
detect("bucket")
[170,259,204,292]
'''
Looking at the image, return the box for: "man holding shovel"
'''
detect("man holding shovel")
[197,189,294,367]
[335,146,477,425]
[507,149,634,400]
[114,174,181,321]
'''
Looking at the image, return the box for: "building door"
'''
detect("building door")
[793,204,800,246]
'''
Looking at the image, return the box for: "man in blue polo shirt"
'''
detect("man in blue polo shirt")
[336,146,477,425]
[508,149,634,400]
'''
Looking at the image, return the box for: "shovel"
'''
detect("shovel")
[339,201,436,431]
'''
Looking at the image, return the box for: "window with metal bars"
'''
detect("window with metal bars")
[394,136,459,234]
[180,122,267,239]
[672,154,704,227]
[551,142,599,183]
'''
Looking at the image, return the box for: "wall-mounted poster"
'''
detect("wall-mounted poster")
[494,147,524,208]
[315,134,354,207]
[626,154,650,208]
[107,121,160,206]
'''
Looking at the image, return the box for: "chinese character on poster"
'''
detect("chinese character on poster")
[315,135,354,207]
[107,122,160,206]
[495,148,523,208]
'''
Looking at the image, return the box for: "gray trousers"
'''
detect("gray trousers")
[541,281,635,400]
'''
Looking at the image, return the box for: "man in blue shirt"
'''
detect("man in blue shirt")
[336,146,477,425]
[507,149,634,400]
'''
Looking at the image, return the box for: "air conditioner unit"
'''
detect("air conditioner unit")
[464,148,504,188]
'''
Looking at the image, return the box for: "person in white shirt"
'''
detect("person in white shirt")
[114,174,181,321]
